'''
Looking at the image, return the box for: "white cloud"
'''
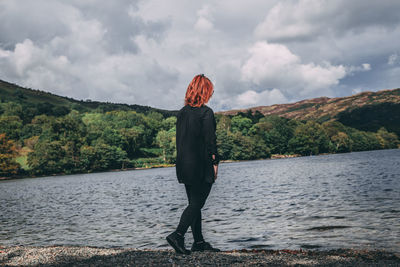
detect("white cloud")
[346,63,372,75]
[195,17,213,32]
[236,88,287,108]
[388,53,398,65]
[13,39,36,76]
[362,63,371,71]
[241,41,346,96]
[194,5,214,32]
[254,0,333,41]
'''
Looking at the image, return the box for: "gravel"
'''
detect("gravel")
[1,245,399,266]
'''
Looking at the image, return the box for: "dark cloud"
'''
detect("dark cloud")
[255,0,400,42]
[0,1,70,49]
[73,1,170,54]
[0,0,399,111]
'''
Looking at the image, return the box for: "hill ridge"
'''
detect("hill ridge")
[217,87,400,122]
[0,79,177,117]
[1,78,399,123]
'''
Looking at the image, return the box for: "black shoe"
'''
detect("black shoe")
[166,232,191,255]
[191,240,221,252]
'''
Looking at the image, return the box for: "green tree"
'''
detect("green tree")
[80,142,128,171]
[82,112,106,145]
[322,121,348,138]
[365,132,382,150]
[322,121,352,152]
[143,112,163,147]
[216,128,234,160]
[20,123,43,140]
[120,126,146,158]
[331,132,353,152]
[376,127,399,149]
[0,101,23,117]
[230,131,270,160]
[162,116,177,131]
[27,140,65,175]
[52,111,87,144]
[236,110,265,124]
[52,112,87,172]
[99,127,124,147]
[256,116,295,154]
[251,135,271,159]
[156,128,176,163]
[231,115,253,135]
[288,121,331,156]
[217,115,232,132]
[347,129,369,151]
[36,102,55,115]
[0,115,23,140]
[52,106,70,117]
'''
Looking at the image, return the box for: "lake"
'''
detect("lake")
[1,149,399,252]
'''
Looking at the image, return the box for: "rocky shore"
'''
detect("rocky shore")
[1,245,399,266]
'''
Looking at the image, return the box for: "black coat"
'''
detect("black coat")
[175,104,219,185]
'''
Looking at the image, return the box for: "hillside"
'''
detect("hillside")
[0,79,177,117]
[1,78,399,135]
[217,88,400,120]
[217,88,400,135]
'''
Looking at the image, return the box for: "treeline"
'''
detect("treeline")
[0,100,399,177]
[337,102,400,136]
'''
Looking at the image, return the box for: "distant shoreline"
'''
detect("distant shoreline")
[0,153,300,181]
[1,148,398,182]
[0,245,398,266]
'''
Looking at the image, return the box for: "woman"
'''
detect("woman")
[166,74,220,254]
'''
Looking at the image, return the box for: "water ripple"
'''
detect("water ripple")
[0,149,399,252]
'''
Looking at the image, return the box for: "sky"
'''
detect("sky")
[1,0,400,112]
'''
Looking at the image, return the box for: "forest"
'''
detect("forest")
[1,96,399,178]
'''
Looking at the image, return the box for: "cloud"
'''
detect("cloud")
[236,89,287,108]
[351,88,362,95]
[388,53,398,65]
[0,0,177,108]
[254,0,400,42]
[362,63,371,71]
[241,41,346,97]
[1,0,400,111]
[0,37,179,105]
[346,63,372,75]
[254,0,330,41]
[194,5,214,32]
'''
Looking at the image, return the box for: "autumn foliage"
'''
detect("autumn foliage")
[0,133,20,176]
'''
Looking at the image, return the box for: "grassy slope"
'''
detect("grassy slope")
[0,79,178,117]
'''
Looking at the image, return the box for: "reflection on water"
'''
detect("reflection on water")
[1,149,399,252]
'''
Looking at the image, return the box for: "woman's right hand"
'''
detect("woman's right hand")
[213,164,218,181]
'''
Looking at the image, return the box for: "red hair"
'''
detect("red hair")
[184,74,214,107]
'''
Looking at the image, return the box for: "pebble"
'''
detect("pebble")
[0,245,399,266]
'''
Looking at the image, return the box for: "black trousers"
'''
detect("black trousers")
[176,182,212,242]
